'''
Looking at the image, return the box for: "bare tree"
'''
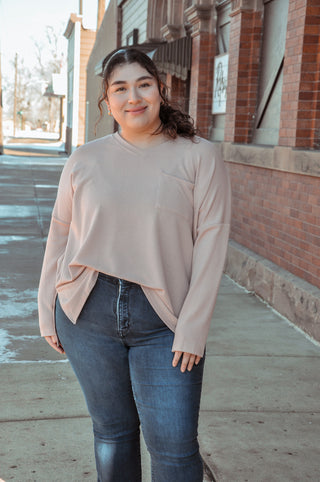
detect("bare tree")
[32,25,63,79]
[3,24,65,132]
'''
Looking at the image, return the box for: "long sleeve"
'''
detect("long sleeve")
[171,144,232,357]
[38,155,75,336]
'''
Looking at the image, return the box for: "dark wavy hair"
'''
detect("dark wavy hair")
[97,48,197,139]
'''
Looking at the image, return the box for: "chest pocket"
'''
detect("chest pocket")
[156,171,195,223]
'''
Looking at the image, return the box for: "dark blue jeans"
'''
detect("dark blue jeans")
[55,272,204,482]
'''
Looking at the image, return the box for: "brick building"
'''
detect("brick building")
[85,1,118,142]
[85,0,320,341]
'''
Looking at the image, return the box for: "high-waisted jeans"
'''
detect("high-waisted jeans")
[55,272,204,482]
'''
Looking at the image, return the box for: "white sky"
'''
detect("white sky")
[0,0,108,75]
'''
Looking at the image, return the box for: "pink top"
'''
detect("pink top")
[38,133,231,356]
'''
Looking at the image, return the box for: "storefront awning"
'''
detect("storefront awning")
[151,36,192,81]
[95,36,192,82]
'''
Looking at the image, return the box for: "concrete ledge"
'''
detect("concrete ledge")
[225,240,320,342]
[222,142,320,178]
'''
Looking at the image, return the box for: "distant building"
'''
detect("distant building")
[85,1,117,142]
[84,0,320,342]
[43,73,67,140]
[64,13,96,153]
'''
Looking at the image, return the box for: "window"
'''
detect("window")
[252,0,289,145]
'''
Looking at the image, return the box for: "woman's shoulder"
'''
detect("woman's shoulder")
[174,135,221,161]
[63,134,116,172]
[193,136,220,155]
[72,134,114,157]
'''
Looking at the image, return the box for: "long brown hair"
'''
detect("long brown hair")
[97,48,197,139]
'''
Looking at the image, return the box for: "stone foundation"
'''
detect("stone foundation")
[225,240,320,342]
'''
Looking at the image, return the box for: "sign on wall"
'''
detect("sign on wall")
[212,53,229,114]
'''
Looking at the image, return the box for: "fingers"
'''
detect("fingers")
[195,355,201,365]
[186,353,196,372]
[172,351,182,368]
[172,351,202,372]
[44,335,65,355]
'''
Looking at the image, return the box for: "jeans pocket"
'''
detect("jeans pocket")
[136,286,171,332]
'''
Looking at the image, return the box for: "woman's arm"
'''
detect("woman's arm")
[172,143,232,361]
[38,155,76,340]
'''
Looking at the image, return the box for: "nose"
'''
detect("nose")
[128,87,141,104]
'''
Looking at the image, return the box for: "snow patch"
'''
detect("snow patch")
[0,158,66,166]
[0,289,38,318]
[0,235,32,245]
[0,329,17,362]
[0,205,37,218]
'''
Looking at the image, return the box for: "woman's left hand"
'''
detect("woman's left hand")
[44,335,65,354]
[172,351,202,372]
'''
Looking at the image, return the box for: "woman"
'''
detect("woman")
[38,48,231,481]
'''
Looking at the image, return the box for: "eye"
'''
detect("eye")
[114,86,126,93]
[139,82,151,88]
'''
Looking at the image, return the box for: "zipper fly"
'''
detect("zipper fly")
[116,279,123,333]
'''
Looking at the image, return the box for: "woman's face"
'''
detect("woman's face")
[106,62,162,138]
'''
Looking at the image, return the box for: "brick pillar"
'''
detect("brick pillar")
[185,4,215,138]
[225,2,263,143]
[279,0,320,149]
[166,74,187,112]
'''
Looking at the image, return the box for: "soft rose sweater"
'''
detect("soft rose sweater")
[38,132,231,357]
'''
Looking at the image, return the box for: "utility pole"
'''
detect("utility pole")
[13,53,18,137]
[97,0,106,29]
[0,50,3,154]
[79,0,83,15]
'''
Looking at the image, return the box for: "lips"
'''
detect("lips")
[126,106,147,114]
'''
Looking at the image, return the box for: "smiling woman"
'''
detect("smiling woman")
[106,64,163,145]
[97,48,197,145]
[38,47,231,481]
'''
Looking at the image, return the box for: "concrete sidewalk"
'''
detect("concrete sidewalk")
[0,151,320,481]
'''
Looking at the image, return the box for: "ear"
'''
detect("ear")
[104,99,112,116]
[159,82,167,101]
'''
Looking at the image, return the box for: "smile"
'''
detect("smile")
[126,107,147,115]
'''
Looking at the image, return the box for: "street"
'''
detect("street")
[0,152,64,363]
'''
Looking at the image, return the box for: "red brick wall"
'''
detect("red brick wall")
[279,0,320,149]
[189,32,215,138]
[166,74,188,113]
[228,163,320,288]
[225,8,263,143]
[220,2,320,290]
[79,29,96,145]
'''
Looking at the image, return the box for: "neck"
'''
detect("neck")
[118,125,166,148]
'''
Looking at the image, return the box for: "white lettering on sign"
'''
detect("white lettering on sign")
[212,54,229,114]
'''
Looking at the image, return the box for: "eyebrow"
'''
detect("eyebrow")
[110,75,154,86]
